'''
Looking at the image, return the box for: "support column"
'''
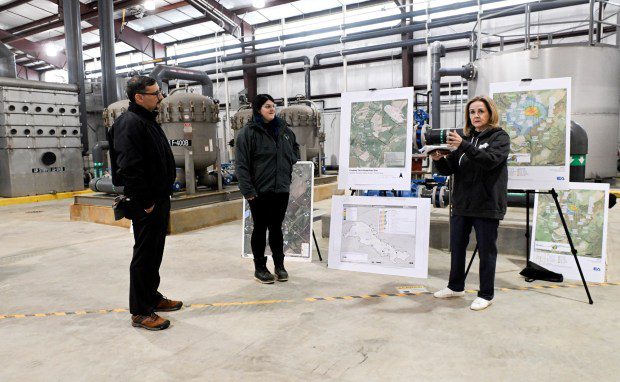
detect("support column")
[63,0,89,156]
[98,0,117,108]
[242,23,257,100]
[400,0,414,88]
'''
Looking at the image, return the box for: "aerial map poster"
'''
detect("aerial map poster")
[337,87,414,191]
[531,182,609,282]
[490,78,571,190]
[328,196,430,278]
[242,162,314,262]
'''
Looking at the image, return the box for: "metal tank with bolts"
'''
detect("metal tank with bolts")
[230,105,253,145]
[279,99,323,162]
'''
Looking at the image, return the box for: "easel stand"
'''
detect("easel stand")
[463,188,593,304]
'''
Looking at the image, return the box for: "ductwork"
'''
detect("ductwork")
[149,65,213,97]
[0,41,16,78]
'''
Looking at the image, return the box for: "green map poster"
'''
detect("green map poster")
[531,182,609,282]
[490,78,571,190]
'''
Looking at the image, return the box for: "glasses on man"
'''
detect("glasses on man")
[262,104,276,109]
[138,90,165,97]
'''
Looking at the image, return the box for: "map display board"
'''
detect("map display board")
[242,162,314,262]
[338,88,413,191]
[490,78,571,190]
[328,195,430,278]
[531,182,609,282]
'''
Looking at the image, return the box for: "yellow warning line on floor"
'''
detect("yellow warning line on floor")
[0,189,93,207]
[1,282,618,321]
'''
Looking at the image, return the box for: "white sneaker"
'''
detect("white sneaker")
[470,297,492,311]
[433,287,465,298]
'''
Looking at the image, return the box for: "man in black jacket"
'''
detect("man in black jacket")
[108,76,181,330]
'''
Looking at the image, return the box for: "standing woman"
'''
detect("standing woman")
[235,94,300,284]
[431,95,510,311]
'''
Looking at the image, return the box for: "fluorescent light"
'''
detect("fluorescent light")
[45,44,59,57]
[144,0,156,11]
[253,0,265,8]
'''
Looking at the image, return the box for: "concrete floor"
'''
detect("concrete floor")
[1,197,619,381]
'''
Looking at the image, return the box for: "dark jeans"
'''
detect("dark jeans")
[248,192,289,260]
[448,215,500,301]
[129,197,170,315]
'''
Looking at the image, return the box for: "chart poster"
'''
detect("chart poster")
[338,87,414,191]
[490,78,571,190]
[328,195,430,278]
[242,162,314,262]
[531,182,609,282]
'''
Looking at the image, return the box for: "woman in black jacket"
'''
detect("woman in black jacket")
[431,95,510,311]
[235,94,300,284]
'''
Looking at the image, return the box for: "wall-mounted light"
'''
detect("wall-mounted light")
[144,0,156,11]
[252,0,265,8]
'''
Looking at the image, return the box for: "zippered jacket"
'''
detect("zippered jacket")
[107,102,176,209]
[433,126,510,220]
[235,116,300,198]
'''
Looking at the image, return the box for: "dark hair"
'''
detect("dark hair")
[126,75,157,103]
[251,94,275,115]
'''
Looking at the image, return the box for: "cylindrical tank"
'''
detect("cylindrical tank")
[230,105,253,144]
[280,100,322,160]
[102,99,130,129]
[158,91,219,172]
[470,44,620,179]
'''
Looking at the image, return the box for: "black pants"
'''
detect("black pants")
[448,215,500,301]
[129,198,170,315]
[248,192,289,260]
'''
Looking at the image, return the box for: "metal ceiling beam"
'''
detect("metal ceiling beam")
[0,0,33,13]
[0,29,67,68]
[16,64,40,80]
[232,0,300,15]
[185,0,252,39]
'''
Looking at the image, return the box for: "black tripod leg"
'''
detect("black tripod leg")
[312,229,323,261]
[464,244,478,279]
[550,188,594,304]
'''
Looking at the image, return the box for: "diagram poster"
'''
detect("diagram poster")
[490,78,571,190]
[531,182,609,282]
[242,162,314,262]
[338,87,414,191]
[328,195,430,278]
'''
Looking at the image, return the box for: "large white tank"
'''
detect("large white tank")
[470,44,620,179]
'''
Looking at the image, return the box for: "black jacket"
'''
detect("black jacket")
[434,127,510,220]
[235,116,300,198]
[107,102,176,209]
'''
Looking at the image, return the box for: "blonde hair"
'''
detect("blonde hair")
[463,95,499,137]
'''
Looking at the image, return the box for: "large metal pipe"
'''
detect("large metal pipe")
[88,0,588,76]
[0,41,16,78]
[98,0,117,108]
[313,32,471,65]
[149,65,213,97]
[63,0,89,155]
[89,176,123,194]
[0,77,78,91]
[208,56,311,100]
[431,41,476,130]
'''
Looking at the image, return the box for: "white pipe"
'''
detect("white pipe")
[281,18,288,106]
[342,4,348,92]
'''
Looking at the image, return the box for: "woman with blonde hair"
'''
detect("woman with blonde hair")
[430,95,510,311]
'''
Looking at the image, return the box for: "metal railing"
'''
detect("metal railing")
[470,0,620,59]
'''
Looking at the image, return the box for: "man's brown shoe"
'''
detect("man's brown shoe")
[131,313,170,331]
[154,298,183,312]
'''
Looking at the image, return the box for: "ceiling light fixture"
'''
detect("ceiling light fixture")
[144,0,156,11]
[253,0,266,8]
[45,44,59,57]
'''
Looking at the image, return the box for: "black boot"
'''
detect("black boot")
[272,254,288,282]
[253,257,275,284]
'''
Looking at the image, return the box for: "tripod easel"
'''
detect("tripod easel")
[463,188,593,304]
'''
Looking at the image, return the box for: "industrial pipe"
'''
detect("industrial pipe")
[149,65,214,97]
[98,0,117,108]
[89,176,123,194]
[0,41,16,78]
[0,77,78,91]
[87,0,588,76]
[92,140,109,178]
